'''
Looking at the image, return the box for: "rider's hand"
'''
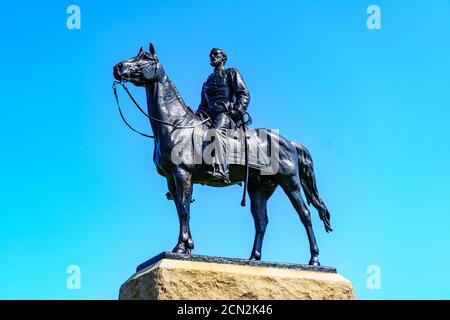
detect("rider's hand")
[228,109,243,121]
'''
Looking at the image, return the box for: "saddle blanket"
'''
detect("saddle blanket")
[188,127,281,174]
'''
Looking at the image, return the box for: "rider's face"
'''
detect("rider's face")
[210,50,225,68]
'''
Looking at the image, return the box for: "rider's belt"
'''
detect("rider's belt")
[206,100,230,114]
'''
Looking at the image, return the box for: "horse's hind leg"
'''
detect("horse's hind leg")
[281,178,320,266]
[248,177,277,260]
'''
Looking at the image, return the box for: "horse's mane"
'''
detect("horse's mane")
[165,74,207,125]
[166,77,188,110]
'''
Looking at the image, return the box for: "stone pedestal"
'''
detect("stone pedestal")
[119,252,356,300]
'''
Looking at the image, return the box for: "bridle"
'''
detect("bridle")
[112,60,211,139]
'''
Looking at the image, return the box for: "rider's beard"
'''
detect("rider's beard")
[210,58,223,68]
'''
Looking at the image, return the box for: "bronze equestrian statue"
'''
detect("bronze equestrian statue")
[113,43,332,266]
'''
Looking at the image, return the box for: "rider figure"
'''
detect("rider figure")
[197,48,250,184]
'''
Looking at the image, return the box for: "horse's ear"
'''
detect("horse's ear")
[139,46,144,54]
[149,43,156,56]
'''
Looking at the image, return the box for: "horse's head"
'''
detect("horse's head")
[113,43,159,86]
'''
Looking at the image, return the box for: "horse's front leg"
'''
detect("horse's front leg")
[169,168,194,255]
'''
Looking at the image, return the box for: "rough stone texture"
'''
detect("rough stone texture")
[119,258,356,300]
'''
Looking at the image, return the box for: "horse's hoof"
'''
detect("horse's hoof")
[249,251,261,261]
[309,258,321,267]
[172,243,189,255]
[172,247,186,254]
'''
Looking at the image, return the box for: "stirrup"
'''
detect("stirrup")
[210,171,231,184]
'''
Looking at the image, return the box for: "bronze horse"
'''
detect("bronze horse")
[113,43,332,266]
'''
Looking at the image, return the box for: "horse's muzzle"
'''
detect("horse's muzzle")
[113,64,123,81]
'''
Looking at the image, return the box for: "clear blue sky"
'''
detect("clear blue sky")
[0,0,449,300]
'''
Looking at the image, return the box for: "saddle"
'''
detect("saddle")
[191,125,278,175]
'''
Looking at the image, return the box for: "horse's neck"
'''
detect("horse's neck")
[145,69,189,137]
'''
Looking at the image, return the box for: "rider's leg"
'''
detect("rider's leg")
[211,112,232,183]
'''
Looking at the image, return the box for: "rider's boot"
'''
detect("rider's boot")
[211,164,230,184]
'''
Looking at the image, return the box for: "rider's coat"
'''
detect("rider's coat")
[197,67,250,117]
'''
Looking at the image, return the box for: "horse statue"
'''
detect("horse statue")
[113,43,332,266]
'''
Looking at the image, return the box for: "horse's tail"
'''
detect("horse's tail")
[293,142,333,233]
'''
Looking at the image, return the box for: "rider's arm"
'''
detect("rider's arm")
[197,83,208,114]
[227,68,250,116]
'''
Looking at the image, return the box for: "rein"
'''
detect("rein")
[112,80,211,139]
[112,80,154,138]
